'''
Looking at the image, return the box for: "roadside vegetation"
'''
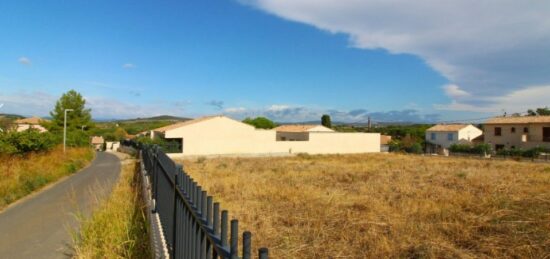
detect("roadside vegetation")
[73,157,150,258]
[181,154,550,258]
[0,90,96,209]
[0,146,93,209]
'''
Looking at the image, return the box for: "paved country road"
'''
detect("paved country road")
[0,152,121,259]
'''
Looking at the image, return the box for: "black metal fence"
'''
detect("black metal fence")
[139,144,269,259]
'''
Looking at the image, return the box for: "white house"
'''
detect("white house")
[148,115,380,157]
[425,124,483,154]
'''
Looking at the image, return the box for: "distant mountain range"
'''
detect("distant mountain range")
[95,115,191,123]
[0,113,25,119]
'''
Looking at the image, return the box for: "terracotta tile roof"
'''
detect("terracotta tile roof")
[380,135,392,145]
[151,115,220,133]
[14,117,47,125]
[273,124,332,132]
[426,124,470,132]
[485,115,550,124]
[91,136,104,144]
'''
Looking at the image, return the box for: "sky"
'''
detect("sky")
[1,1,549,123]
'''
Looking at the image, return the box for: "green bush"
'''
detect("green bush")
[450,143,491,155]
[497,147,550,158]
[0,129,57,155]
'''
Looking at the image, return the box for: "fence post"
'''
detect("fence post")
[152,145,159,213]
[230,219,239,259]
[243,231,251,259]
[259,247,269,259]
[172,167,181,258]
[221,210,229,248]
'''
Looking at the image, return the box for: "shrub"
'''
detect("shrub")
[0,129,57,155]
[450,143,491,155]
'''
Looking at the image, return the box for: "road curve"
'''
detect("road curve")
[0,152,121,259]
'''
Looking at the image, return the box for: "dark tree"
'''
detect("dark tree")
[321,114,332,128]
[527,107,550,116]
[242,117,276,129]
[49,90,93,131]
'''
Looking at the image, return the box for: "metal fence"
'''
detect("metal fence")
[139,144,269,259]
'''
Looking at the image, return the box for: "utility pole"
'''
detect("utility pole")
[63,109,74,153]
[367,116,371,131]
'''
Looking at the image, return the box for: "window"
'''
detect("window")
[495,127,502,136]
[511,127,515,133]
[430,133,436,140]
[544,127,550,142]
[524,127,529,133]
[495,144,505,151]
[447,133,453,141]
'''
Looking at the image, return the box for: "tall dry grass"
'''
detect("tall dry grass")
[73,158,150,258]
[0,146,94,209]
[180,153,550,258]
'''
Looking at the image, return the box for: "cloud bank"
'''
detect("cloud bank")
[224,104,438,123]
[242,0,550,112]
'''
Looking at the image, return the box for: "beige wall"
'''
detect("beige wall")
[484,123,550,149]
[164,116,380,157]
[426,125,482,149]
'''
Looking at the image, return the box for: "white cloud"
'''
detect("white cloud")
[0,91,184,119]
[122,63,136,69]
[242,0,550,109]
[443,84,470,98]
[224,103,438,122]
[435,85,550,113]
[224,107,246,113]
[18,57,31,65]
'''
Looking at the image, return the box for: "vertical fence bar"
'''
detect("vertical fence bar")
[230,220,239,259]
[221,210,229,248]
[243,231,251,259]
[214,203,220,236]
[172,172,179,258]
[201,191,207,219]
[259,248,269,259]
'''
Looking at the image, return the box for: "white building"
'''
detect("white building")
[14,117,48,133]
[148,115,380,157]
[425,124,483,154]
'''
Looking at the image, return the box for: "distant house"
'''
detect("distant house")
[273,124,334,141]
[380,135,392,152]
[91,136,105,151]
[14,117,48,133]
[425,124,483,154]
[484,116,550,151]
[148,115,380,157]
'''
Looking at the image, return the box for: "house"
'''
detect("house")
[273,124,333,141]
[105,141,120,152]
[91,136,105,151]
[149,115,380,157]
[425,124,483,154]
[380,135,392,152]
[483,115,550,151]
[14,117,48,133]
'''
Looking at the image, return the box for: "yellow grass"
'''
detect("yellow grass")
[0,146,94,209]
[179,153,550,258]
[73,158,150,258]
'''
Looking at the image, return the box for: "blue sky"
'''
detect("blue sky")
[1,1,549,122]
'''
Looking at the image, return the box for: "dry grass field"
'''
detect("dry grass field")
[179,153,550,259]
[0,146,94,209]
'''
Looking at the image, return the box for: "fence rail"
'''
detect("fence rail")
[136,142,269,259]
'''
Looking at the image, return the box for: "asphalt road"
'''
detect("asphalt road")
[0,152,121,259]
